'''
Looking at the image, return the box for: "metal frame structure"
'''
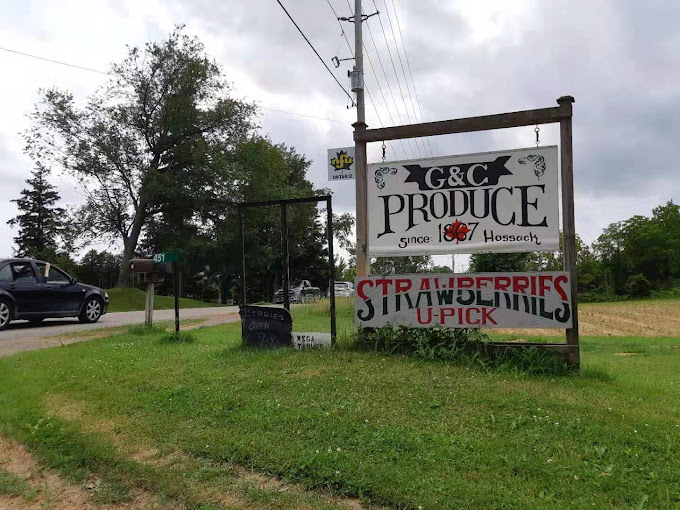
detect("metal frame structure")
[353,96,579,365]
[237,195,337,343]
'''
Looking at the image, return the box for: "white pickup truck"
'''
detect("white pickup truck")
[274,279,321,304]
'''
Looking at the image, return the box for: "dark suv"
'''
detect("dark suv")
[0,258,109,331]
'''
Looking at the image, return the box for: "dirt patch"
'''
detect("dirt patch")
[490,301,680,338]
[183,313,239,330]
[614,352,640,356]
[41,394,378,509]
[0,436,165,510]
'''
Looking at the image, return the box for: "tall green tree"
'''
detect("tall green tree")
[25,27,256,286]
[593,201,680,293]
[75,250,122,289]
[7,163,65,260]
[468,252,532,272]
[372,256,433,274]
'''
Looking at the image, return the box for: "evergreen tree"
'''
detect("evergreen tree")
[7,163,65,260]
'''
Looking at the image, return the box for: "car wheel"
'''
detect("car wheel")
[0,299,11,331]
[79,297,103,324]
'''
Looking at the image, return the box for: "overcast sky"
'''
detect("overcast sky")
[1,0,678,267]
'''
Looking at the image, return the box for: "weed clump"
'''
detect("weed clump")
[127,324,166,336]
[358,326,573,376]
[158,331,196,344]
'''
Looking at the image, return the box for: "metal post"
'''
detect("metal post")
[145,282,154,327]
[354,0,369,277]
[238,205,246,307]
[327,197,337,344]
[238,204,246,340]
[557,95,580,366]
[281,203,290,312]
[173,261,180,336]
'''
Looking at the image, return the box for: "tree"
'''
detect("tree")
[25,27,256,286]
[468,252,532,272]
[76,250,121,289]
[372,256,433,274]
[7,163,65,260]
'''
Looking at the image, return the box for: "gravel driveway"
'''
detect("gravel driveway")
[0,306,240,357]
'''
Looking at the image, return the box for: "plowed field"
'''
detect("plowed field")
[493,298,680,337]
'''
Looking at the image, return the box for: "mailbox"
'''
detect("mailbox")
[129,258,174,274]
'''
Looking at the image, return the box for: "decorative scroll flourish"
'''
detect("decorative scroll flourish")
[374,167,398,189]
[518,155,546,180]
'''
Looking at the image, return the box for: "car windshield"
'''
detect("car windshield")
[335,282,349,288]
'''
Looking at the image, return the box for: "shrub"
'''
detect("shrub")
[358,326,573,376]
[626,273,652,298]
[359,326,488,360]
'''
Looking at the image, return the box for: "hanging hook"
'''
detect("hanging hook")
[381,142,386,162]
[534,125,540,147]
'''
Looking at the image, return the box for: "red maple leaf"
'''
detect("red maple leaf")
[444,220,471,243]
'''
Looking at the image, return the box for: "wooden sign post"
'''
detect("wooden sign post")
[353,96,579,366]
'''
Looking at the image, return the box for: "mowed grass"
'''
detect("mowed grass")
[106,287,222,313]
[0,299,679,509]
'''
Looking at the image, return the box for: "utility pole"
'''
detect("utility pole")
[353,0,369,277]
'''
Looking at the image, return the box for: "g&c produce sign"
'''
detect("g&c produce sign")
[367,146,559,255]
[354,273,572,329]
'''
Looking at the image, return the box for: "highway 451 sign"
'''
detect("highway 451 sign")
[152,252,179,263]
[367,146,559,255]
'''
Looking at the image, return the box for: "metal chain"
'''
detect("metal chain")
[381,142,386,162]
[534,125,540,147]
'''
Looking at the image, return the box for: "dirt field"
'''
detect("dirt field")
[493,299,680,337]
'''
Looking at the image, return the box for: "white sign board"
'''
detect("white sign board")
[293,332,332,349]
[354,272,572,329]
[327,146,355,181]
[367,146,559,255]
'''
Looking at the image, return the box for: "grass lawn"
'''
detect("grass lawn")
[1,299,679,509]
[106,287,223,313]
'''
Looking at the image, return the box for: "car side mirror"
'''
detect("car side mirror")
[70,277,77,285]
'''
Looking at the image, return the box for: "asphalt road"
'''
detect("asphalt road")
[0,306,240,357]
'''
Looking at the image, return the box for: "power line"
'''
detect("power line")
[326,0,400,159]
[274,0,355,104]
[0,46,111,75]
[363,45,409,160]
[347,0,413,159]
[260,105,347,124]
[371,0,423,159]
[382,0,432,157]
[347,0,415,160]
[362,12,416,159]
[390,0,433,156]
[1,44,348,126]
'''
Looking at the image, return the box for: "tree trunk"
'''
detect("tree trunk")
[117,199,148,287]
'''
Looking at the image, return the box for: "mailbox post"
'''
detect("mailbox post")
[129,255,177,329]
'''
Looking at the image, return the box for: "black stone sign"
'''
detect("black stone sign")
[240,305,293,348]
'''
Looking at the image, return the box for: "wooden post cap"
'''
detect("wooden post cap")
[557,95,575,105]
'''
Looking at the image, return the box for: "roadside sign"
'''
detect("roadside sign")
[367,146,559,255]
[354,272,573,329]
[293,332,332,349]
[327,147,355,181]
[240,305,293,348]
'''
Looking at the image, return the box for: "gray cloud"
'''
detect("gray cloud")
[0,0,678,260]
